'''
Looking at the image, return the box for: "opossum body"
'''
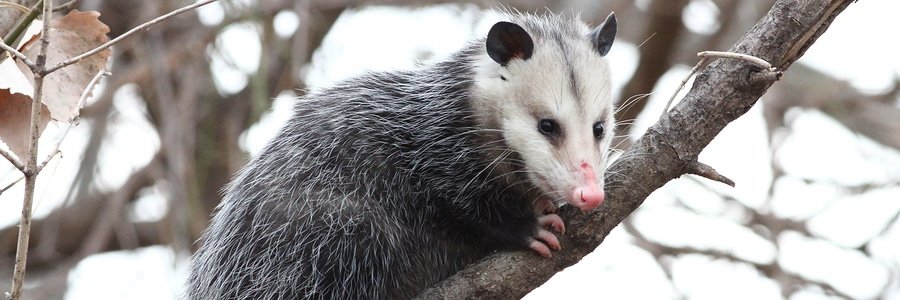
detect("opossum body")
[187,12,617,299]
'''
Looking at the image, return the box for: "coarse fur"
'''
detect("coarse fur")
[187,12,617,299]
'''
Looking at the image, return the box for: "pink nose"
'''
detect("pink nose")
[572,186,604,211]
[569,162,604,211]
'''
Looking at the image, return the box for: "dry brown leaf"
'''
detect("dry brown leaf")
[0,89,51,160]
[14,10,110,122]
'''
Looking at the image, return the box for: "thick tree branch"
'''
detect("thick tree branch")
[417,0,855,298]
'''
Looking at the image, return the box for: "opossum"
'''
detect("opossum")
[187,11,617,300]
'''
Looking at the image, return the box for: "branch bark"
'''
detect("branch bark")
[8,1,53,298]
[417,0,855,298]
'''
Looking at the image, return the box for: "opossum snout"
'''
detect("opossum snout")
[571,186,604,211]
[570,162,605,211]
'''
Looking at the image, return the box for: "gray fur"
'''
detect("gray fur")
[187,12,615,300]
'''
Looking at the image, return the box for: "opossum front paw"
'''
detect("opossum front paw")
[528,213,566,257]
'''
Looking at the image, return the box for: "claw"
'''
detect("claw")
[535,228,560,250]
[538,214,565,234]
[530,200,566,257]
[528,238,552,257]
[528,227,561,257]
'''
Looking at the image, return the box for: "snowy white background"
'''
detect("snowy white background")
[1,0,899,299]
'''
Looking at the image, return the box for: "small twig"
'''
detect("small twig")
[0,176,24,195]
[0,39,36,69]
[0,1,29,13]
[750,69,784,84]
[685,161,735,187]
[35,149,60,172]
[72,70,108,122]
[43,0,220,75]
[659,57,710,120]
[36,70,109,173]
[2,1,43,56]
[698,51,775,70]
[634,32,656,50]
[660,51,780,119]
[0,147,24,171]
[699,51,782,85]
[52,0,79,12]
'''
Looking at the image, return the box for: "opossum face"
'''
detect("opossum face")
[474,14,617,211]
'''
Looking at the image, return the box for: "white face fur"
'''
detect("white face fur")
[472,15,616,211]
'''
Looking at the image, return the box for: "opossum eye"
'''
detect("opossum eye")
[538,119,559,136]
[593,122,605,139]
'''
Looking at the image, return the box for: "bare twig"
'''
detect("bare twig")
[685,161,735,187]
[659,57,710,120]
[660,51,780,119]
[0,147,24,171]
[0,2,29,13]
[0,39,35,69]
[35,150,59,172]
[52,0,79,12]
[72,69,108,121]
[750,68,784,84]
[0,176,24,196]
[35,70,109,174]
[43,0,221,74]
[698,50,775,70]
[9,0,52,297]
[2,1,43,57]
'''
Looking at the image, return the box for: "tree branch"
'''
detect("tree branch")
[416,0,855,298]
[685,161,735,187]
[1,0,42,56]
[8,0,52,298]
[0,38,35,70]
[35,70,109,173]
[42,0,220,74]
[0,147,24,171]
[51,0,78,13]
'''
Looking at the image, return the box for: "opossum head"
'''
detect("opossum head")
[472,13,617,211]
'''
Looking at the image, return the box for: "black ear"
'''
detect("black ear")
[486,21,534,66]
[590,12,617,56]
